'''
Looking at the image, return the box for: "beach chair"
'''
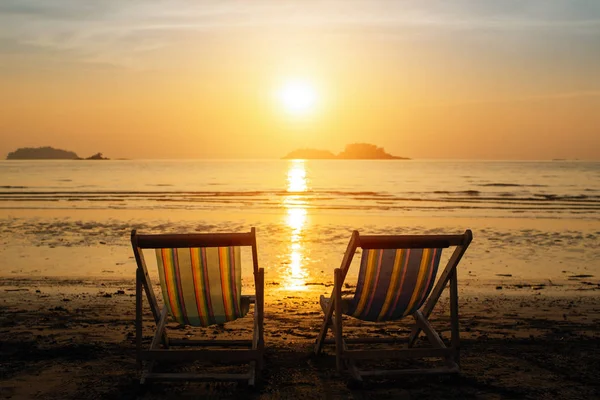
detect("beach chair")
[131,228,264,386]
[314,230,472,381]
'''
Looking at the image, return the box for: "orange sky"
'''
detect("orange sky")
[1,1,600,160]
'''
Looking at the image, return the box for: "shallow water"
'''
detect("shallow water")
[1,160,599,290]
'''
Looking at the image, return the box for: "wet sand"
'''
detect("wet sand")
[2,209,599,283]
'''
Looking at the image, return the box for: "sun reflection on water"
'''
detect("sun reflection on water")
[287,163,307,193]
[282,160,309,291]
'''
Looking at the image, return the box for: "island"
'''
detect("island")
[6,147,109,160]
[85,152,109,160]
[282,143,409,160]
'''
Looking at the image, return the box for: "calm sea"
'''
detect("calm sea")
[2,159,600,286]
[1,159,599,220]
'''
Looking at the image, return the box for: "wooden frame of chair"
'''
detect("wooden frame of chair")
[314,230,472,381]
[131,228,265,386]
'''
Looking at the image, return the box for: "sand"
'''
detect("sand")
[1,276,599,399]
[1,209,600,398]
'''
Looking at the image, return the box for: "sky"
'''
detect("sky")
[1,0,599,160]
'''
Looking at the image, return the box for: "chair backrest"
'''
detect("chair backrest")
[156,246,243,326]
[132,230,258,327]
[344,234,452,322]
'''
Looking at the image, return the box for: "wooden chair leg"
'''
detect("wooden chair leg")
[449,268,460,366]
[151,308,169,350]
[315,232,358,355]
[334,268,343,372]
[136,268,143,369]
[255,268,265,372]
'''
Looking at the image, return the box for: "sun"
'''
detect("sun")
[277,80,317,115]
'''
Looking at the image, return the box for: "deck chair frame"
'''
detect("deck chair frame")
[314,230,472,381]
[131,228,265,386]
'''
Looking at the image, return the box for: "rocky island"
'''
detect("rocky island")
[282,143,409,160]
[6,147,109,160]
[85,153,109,160]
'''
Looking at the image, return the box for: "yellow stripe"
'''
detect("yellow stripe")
[377,249,404,320]
[176,248,197,325]
[190,248,208,326]
[205,248,225,320]
[156,248,169,315]
[353,249,377,318]
[169,250,183,322]
[404,249,433,315]
[219,247,234,319]
[163,249,180,322]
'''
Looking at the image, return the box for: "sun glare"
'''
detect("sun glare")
[278,80,317,115]
[281,160,309,291]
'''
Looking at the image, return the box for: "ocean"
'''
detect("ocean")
[1,159,599,289]
[1,159,599,219]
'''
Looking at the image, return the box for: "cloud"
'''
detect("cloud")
[418,90,600,109]
[1,0,599,68]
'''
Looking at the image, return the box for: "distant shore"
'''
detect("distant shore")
[282,143,410,160]
[6,146,109,160]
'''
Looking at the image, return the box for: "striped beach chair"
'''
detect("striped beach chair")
[314,230,472,381]
[131,228,264,386]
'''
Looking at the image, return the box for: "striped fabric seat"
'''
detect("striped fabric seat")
[155,246,247,326]
[345,248,443,321]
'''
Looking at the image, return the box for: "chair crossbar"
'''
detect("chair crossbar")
[358,234,466,249]
[135,232,255,249]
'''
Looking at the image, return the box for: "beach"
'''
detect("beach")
[1,160,600,398]
[2,0,600,394]
[2,209,600,399]
[2,276,599,399]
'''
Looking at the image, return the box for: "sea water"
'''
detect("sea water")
[1,159,599,288]
[1,159,599,219]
